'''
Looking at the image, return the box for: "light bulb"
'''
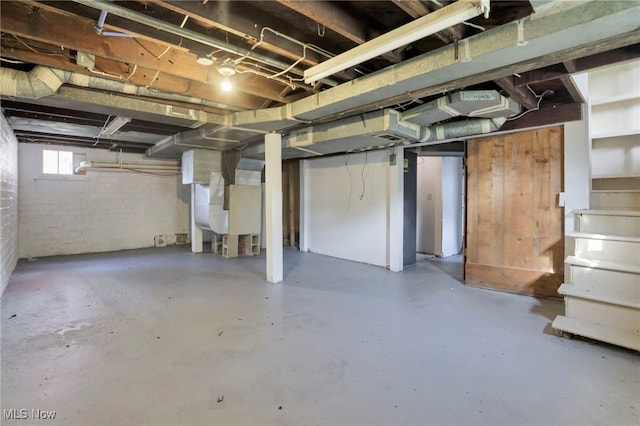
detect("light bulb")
[221,78,232,92]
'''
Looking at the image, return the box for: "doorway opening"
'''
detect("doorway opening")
[412,151,465,281]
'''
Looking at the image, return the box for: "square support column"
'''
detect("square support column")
[265,133,283,283]
[190,184,203,253]
[388,147,404,272]
[299,159,309,252]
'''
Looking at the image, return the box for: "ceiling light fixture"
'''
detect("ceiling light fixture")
[217,59,237,92]
[99,116,131,136]
[303,0,490,84]
[196,56,214,66]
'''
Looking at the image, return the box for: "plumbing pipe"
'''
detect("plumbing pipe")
[72,0,339,87]
[95,9,135,37]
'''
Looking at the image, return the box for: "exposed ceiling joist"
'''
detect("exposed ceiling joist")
[494,76,539,110]
[275,0,403,64]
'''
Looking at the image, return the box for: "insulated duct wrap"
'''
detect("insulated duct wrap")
[401,90,520,126]
[420,117,507,142]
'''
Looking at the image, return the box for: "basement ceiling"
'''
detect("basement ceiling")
[1,0,639,155]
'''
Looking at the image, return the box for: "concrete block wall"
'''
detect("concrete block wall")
[19,144,189,258]
[1,112,19,295]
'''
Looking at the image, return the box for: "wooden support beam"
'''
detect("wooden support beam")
[2,1,294,102]
[0,46,268,111]
[152,0,322,67]
[392,0,430,18]
[514,67,569,86]
[1,1,207,82]
[392,0,464,42]
[275,0,402,63]
[563,44,640,73]
[563,60,578,73]
[559,75,585,104]
[500,103,583,131]
[494,76,539,110]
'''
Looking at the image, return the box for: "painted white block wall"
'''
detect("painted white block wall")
[1,112,19,295]
[303,151,390,267]
[19,144,189,258]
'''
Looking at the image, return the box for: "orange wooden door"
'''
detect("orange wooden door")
[465,126,564,297]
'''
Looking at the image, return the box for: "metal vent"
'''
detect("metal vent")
[375,133,404,141]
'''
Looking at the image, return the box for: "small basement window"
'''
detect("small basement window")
[43,149,74,175]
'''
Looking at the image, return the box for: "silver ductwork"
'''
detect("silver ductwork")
[0,66,234,115]
[242,90,518,160]
[183,150,263,236]
[420,117,507,142]
[401,90,519,126]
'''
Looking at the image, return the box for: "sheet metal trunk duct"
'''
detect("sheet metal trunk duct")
[182,149,263,236]
[242,90,519,160]
[401,90,520,126]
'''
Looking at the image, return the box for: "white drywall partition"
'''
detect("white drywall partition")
[304,150,390,267]
[416,157,442,255]
[416,156,463,257]
[441,157,464,257]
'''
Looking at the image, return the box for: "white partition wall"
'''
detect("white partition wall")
[302,150,390,267]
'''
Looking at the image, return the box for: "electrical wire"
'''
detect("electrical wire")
[462,21,486,31]
[0,58,26,64]
[94,115,112,146]
[359,151,368,201]
[10,34,68,57]
[507,87,554,121]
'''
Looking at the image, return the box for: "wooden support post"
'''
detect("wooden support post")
[265,133,283,283]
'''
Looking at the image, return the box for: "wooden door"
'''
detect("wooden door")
[465,127,564,297]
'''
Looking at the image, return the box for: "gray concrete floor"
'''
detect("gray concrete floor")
[1,246,638,426]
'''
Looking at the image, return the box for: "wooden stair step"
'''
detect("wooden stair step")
[568,232,640,243]
[558,283,640,310]
[575,209,640,217]
[552,315,640,351]
[565,255,640,274]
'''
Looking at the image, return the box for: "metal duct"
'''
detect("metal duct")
[284,109,419,157]
[73,0,339,87]
[288,0,640,121]
[420,117,507,142]
[194,173,229,235]
[148,125,266,158]
[235,158,264,186]
[0,66,233,116]
[243,90,518,160]
[192,156,263,235]
[401,90,519,127]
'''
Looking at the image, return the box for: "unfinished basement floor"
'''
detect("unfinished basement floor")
[1,246,638,426]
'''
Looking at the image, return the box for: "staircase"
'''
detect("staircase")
[552,209,640,351]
